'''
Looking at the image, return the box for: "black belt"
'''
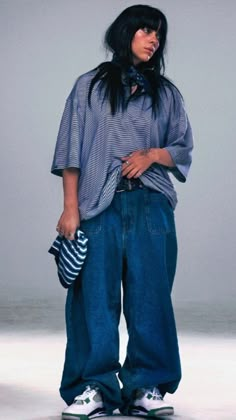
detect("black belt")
[116,177,144,192]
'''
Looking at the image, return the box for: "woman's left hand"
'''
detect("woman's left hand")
[121,149,153,178]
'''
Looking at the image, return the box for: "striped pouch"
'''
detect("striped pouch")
[48,229,88,288]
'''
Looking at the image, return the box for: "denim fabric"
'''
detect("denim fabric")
[60,189,181,411]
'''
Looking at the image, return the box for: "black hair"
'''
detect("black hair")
[88,4,173,115]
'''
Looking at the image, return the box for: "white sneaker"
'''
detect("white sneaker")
[62,385,107,419]
[129,386,174,417]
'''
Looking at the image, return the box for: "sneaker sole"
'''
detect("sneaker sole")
[130,408,174,417]
[62,411,107,420]
[62,415,89,420]
[148,407,174,417]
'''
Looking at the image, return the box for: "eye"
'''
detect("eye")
[142,27,152,34]
[141,27,160,40]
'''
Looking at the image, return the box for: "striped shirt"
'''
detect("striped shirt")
[51,69,193,220]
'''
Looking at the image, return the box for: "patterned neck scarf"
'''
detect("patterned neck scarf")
[112,55,152,93]
[125,65,147,88]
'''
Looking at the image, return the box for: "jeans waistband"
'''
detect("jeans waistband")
[116,177,144,192]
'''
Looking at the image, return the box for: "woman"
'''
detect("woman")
[51,4,193,419]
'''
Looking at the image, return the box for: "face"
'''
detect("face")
[131,27,160,65]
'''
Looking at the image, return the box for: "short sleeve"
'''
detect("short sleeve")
[51,82,82,177]
[163,86,194,182]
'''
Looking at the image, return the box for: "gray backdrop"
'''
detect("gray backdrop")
[1,0,236,311]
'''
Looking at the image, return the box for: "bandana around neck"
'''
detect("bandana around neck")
[112,55,152,92]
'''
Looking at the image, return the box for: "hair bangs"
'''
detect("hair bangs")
[133,12,162,33]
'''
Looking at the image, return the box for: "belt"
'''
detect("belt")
[116,177,144,192]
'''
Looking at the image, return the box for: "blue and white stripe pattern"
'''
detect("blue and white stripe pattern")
[51,69,193,219]
[48,229,88,288]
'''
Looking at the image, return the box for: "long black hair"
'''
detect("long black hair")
[88,4,170,115]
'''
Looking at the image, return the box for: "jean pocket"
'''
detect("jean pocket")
[144,191,176,235]
[80,212,103,234]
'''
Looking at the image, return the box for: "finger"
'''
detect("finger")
[121,155,132,161]
[133,170,143,178]
[57,226,65,237]
[56,223,64,235]
[124,160,130,166]
[125,168,142,179]
[122,165,134,176]
[121,163,131,174]
[65,232,75,240]
[121,151,135,160]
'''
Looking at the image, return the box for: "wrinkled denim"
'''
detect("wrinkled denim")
[60,188,181,412]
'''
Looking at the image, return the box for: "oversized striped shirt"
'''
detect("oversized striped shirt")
[51,69,193,220]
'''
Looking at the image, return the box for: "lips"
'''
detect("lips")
[144,47,155,55]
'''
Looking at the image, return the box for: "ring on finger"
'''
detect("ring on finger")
[126,160,129,165]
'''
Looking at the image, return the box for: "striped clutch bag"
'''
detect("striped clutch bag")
[48,229,88,288]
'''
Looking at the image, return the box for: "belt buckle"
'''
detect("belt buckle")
[127,179,132,191]
[116,188,125,192]
[116,178,139,192]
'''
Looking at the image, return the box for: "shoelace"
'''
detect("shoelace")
[145,387,163,400]
[74,385,97,402]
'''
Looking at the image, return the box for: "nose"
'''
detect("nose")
[149,31,159,47]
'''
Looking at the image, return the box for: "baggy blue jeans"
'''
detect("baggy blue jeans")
[60,188,181,412]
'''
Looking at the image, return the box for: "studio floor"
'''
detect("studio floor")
[1,327,236,420]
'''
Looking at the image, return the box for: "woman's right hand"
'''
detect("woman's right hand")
[56,207,80,240]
